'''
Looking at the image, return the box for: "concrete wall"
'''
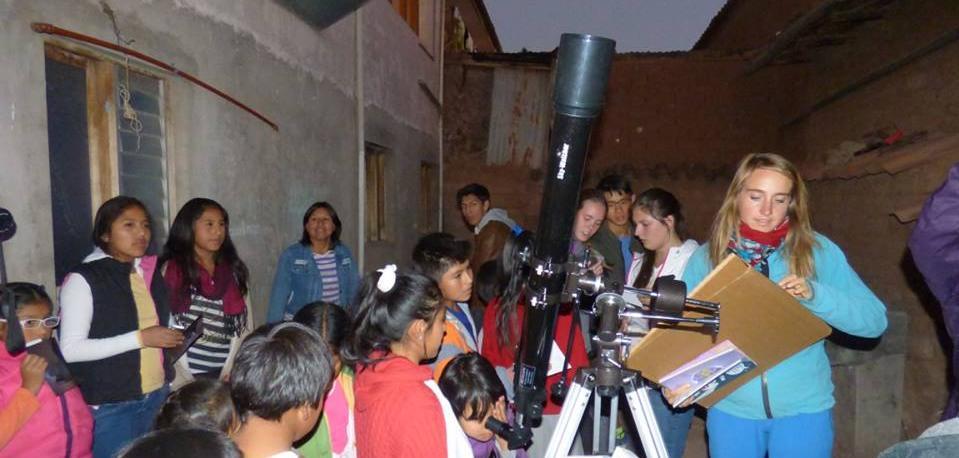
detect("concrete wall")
[0,0,442,323]
[361,0,442,269]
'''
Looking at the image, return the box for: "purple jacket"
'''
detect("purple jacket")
[909,162,959,419]
[469,435,530,458]
[469,408,529,458]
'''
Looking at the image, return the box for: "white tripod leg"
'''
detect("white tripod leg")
[545,370,594,458]
[622,375,669,458]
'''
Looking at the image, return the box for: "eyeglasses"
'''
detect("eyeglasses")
[605,198,632,210]
[0,316,60,329]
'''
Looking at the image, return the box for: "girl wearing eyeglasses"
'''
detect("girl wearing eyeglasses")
[0,282,93,456]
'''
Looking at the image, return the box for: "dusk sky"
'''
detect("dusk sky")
[484,0,728,53]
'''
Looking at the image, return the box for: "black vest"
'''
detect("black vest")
[66,257,173,405]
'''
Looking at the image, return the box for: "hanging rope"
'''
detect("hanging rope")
[102,1,143,153]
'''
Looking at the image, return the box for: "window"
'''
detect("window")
[391,0,439,56]
[365,143,388,241]
[44,44,169,283]
[116,70,169,248]
[391,0,419,35]
[418,162,438,233]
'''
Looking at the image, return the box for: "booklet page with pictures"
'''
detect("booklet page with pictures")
[659,339,756,408]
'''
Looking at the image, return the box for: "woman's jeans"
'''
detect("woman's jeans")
[649,389,695,458]
[91,385,170,458]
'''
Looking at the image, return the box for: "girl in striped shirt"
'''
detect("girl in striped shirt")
[160,198,253,383]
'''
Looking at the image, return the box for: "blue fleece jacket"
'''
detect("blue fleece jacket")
[683,233,887,419]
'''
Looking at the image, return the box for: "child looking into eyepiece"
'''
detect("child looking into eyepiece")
[438,352,528,458]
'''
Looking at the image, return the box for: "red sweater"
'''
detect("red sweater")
[354,356,447,457]
[481,297,589,415]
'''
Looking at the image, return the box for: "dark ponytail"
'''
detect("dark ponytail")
[494,231,533,349]
[632,188,687,288]
[341,269,442,368]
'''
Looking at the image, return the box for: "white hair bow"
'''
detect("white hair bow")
[377,264,398,292]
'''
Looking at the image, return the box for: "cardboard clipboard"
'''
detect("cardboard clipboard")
[626,254,831,407]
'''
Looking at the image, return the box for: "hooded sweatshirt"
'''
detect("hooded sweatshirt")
[470,209,517,286]
[353,356,470,457]
[909,163,959,419]
[473,209,516,236]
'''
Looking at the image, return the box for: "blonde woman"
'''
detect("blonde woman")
[682,153,887,458]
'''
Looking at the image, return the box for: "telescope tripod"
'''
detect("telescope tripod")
[545,368,668,458]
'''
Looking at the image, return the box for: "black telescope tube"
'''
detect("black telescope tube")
[512,33,615,440]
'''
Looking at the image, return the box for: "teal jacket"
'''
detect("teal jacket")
[683,233,887,419]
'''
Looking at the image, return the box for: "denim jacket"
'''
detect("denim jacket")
[267,242,359,323]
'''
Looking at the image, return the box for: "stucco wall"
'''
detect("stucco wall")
[0,0,441,322]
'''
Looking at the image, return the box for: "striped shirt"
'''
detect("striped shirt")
[313,251,341,305]
[176,294,233,375]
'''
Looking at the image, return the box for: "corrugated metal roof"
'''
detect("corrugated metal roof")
[806,133,959,181]
[486,67,550,167]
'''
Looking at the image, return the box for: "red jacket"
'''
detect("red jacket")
[354,356,447,457]
[481,297,589,415]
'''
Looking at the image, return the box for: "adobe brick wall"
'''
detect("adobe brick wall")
[782,0,959,438]
[695,0,824,51]
[443,52,791,240]
[588,52,786,173]
[442,62,545,240]
[442,0,959,445]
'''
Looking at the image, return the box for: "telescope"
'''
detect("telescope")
[491,34,721,457]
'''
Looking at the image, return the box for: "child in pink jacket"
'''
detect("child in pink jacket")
[0,282,93,457]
